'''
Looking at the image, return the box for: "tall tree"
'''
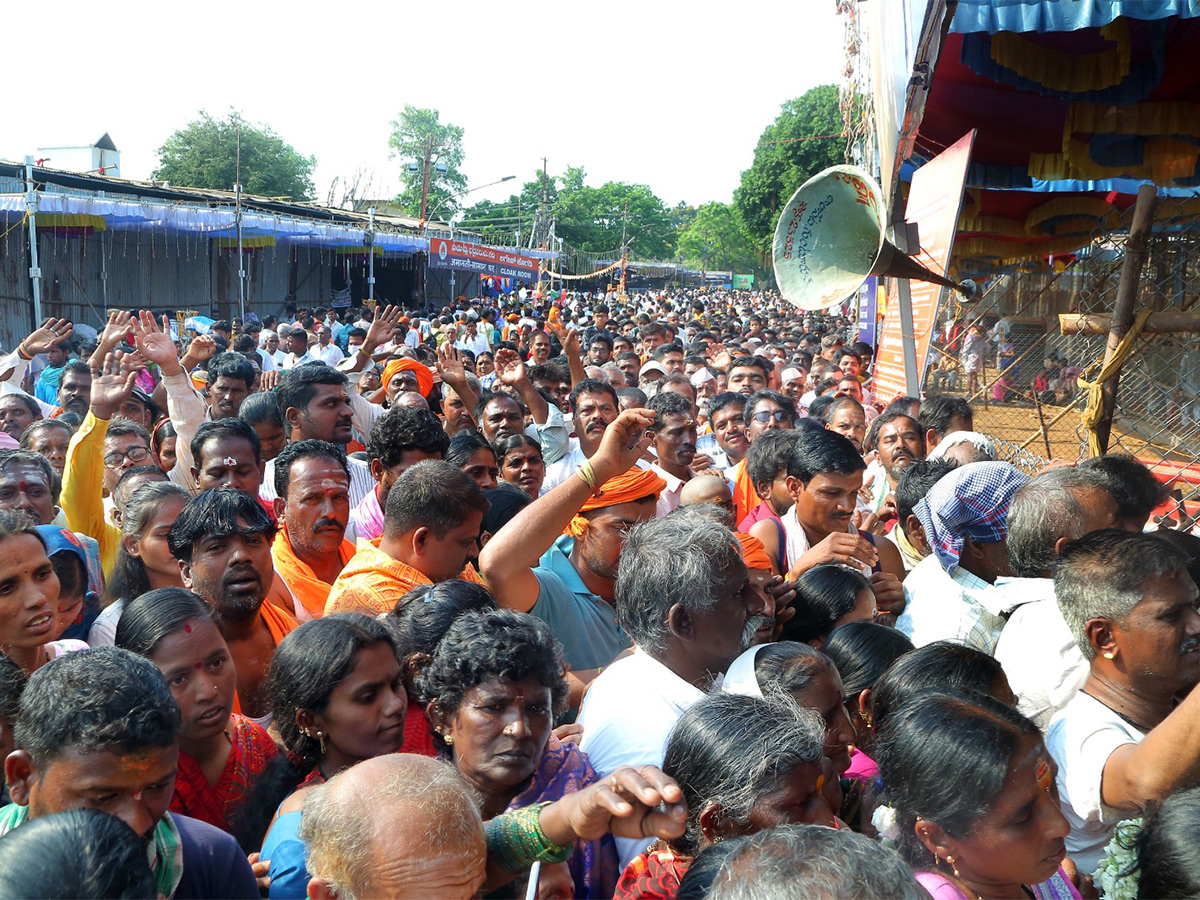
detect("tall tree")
[458,166,676,259]
[388,106,467,220]
[153,110,316,201]
[676,202,758,273]
[734,85,843,254]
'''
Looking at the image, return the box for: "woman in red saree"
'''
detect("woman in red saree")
[115,586,277,835]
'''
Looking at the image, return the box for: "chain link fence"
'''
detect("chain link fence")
[923,192,1200,522]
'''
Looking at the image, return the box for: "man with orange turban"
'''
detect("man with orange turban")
[380,357,434,401]
[481,407,661,707]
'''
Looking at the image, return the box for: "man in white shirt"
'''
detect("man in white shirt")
[261,365,375,508]
[897,461,1029,654]
[541,379,620,493]
[579,506,772,866]
[454,318,490,358]
[993,467,1119,731]
[281,329,318,369]
[1047,530,1200,874]
[639,390,697,516]
[315,326,345,367]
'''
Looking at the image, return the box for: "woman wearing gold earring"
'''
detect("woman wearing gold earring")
[250,615,408,899]
[874,692,1081,899]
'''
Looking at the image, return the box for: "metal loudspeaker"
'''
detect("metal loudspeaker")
[771,165,977,311]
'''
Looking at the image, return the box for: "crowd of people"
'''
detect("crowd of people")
[0,286,1193,898]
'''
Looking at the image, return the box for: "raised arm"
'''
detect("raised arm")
[87,311,133,372]
[0,318,74,408]
[493,348,549,425]
[479,407,654,612]
[1100,666,1200,810]
[60,351,139,567]
[132,313,207,491]
[436,343,479,416]
[550,322,587,386]
[341,304,402,375]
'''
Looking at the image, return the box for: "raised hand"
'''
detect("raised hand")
[436,341,468,386]
[20,318,74,357]
[180,333,217,374]
[592,407,655,482]
[131,312,181,374]
[540,765,686,844]
[708,343,733,372]
[88,310,134,369]
[90,351,139,420]
[364,304,403,353]
[259,369,282,393]
[492,348,529,388]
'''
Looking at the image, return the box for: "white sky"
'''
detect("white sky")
[7,0,846,212]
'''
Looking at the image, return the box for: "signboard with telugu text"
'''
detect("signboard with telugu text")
[871,131,976,402]
[733,274,754,289]
[427,238,539,281]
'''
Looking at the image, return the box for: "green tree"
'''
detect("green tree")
[676,202,759,273]
[734,85,843,254]
[459,167,676,259]
[388,105,467,220]
[153,110,316,201]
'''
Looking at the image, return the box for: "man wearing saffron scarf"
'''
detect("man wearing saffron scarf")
[480,407,662,707]
[270,440,356,622]
[325,461,489,617]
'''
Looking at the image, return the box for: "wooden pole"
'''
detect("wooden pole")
[1059,310,1200,335]
[1093,183,1158,454]
[1035,394,1053,459]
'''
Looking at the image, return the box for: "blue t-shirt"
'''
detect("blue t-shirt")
[261,809,309,899]
[531,536,631,672]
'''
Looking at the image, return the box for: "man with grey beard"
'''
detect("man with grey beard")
[578,505,772,867]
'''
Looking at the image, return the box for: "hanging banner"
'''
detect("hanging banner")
[427,238,538,281]
[856,276,878,345]
[733,273,755,289]
[872,130,976,402]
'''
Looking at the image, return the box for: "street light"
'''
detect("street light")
[426,175,516,228]
[429,175,517,303]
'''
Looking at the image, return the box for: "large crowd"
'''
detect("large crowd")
[0,286,1193,898]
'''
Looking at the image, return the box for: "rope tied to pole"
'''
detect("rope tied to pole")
[1076,307,1153,458]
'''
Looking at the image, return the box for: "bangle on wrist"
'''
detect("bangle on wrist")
[485,802,572,873]
[576,461,599,494]
[16,344,32,361]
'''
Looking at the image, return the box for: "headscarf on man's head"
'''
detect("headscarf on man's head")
[564,466,666,538]
[381,357,433,398]
[915,461,1029,576]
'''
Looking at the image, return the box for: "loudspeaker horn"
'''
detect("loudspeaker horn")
[772,165,977,311]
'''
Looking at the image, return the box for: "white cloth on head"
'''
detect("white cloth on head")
[927,430,996,461]
[721,645,767,697]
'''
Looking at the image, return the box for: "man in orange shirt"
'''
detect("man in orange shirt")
[270,440,356,621]
[325,460,488,617]
[168,488,297,721]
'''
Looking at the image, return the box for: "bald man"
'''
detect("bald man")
[392,391,430,411]
[303,755,486,899]
[679,473,734,511]
[301,751,687,899]
[680,474,778,580]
